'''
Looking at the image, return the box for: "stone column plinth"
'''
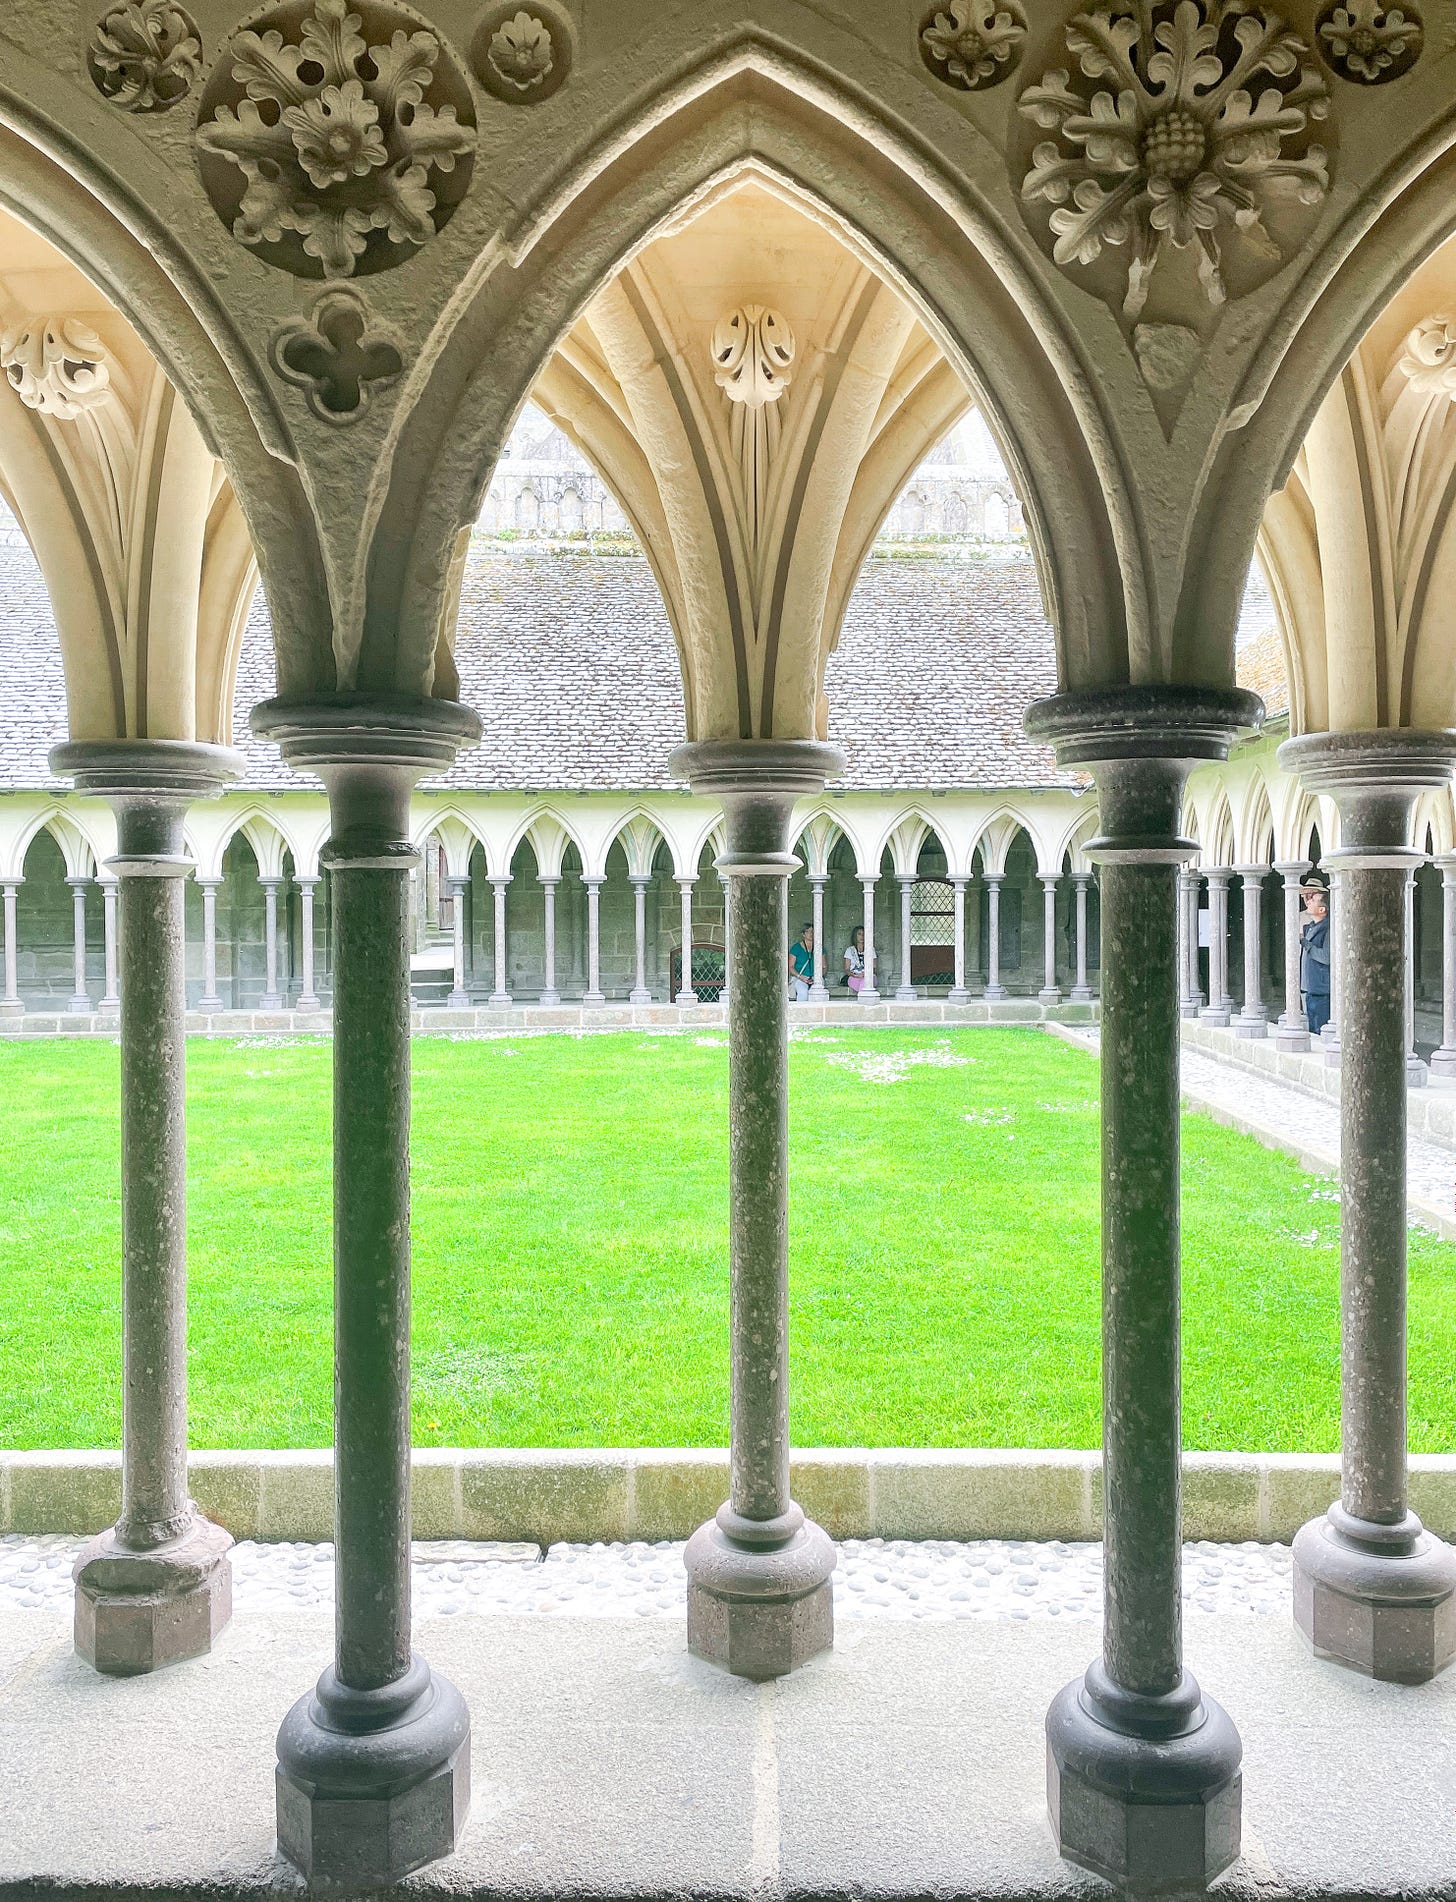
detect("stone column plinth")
[1199,870,1233,1025]
[1026,687,1256,1890]
[489,875,511,1005]
[296,877,321,1010]
[67,875,92,1012]
[808,876,829,1001]
[446,875,470,1009]
[1273,861,1311,1051]
[1072,873,1094,1002]
[50,739,242,1675]
[1233,865,1270,1037]
[669,740,841,1680]
[99,876,120,1013]
[676,877,697,1003]
[858,877,879,1002]
[629,876,652,1004]
[259,876,284,1010]
[1279,731,1456,1683]
[252,697,477,1888]
[1431,856,1456,1081]
[539,875,562,1005]
[894,875,917,1000]
[982,874,1006,999]
[583,877,606,1006]
[1039,875,1061,1004]
[1,880,22,1016]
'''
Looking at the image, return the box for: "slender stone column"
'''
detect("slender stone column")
[676,877,697,1003]
[808,876,830,1001]
[1272,861,1311,1050]
[444,875,470,1008]
[66,875,92,1012]
[966,876,982,987]
[252,698,476,1886]
[1233,865,1269,1037]
[196,878,223,1011]
[1199,869,1233,1025]
[99,876,120,1013]
[1071,873,1094,1002]
[1026,687,1254,1889]
[258,876,284,1010]
[1,880,21,1016]
[1039,875,1061,1004]
[489,874,512,1005]
[670,739,842,1679]
[629,875,652,1004]
[895,875,917,1001]
[1275,733,1456,1681]
[1323,868,1343,1060]
[411,867,426,954]
[719,872,732,1007]
[858,876,880,1002]
[1405,876,1427,1087]
[982,874,1006,999]
[538,875,561,1005]
[295,877,321,1010]
[948,876,970,1004]
[1430,856,1456,1080]
[50,739,242,1676]
[1177,871,1199,1017]
[583,876,606,1005]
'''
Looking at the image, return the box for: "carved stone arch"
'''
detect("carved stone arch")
[607,809,668,881]
[791,809,845,880]
[969,807,1030,878]
[17,805,95,880]
[235,809,293,882]
[368,46,1132,710]
[1053,804,1100,877]
[1233,774,1276,869]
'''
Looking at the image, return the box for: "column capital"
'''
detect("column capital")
[49,738,244,806]
[1434,854,1456,878]
[66,873,92,889]
[538,873,560,889]
[668,738,844,798]
[489,873,513,889]
[1232,863,1271,881]
[295,874,321,890]
[1273,859,1313,879]
[582,875,605,890]
[1278,730,1456,852]
[1203,865,1233,886]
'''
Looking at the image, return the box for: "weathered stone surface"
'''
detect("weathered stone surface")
[461,1450,631,1545]
[73,1517,233,1676]
[630,1451,727,1541]
[878,1448,1092,1542]
[8,1452,121,1535]
[1181,1455,1261,1543]
[1293,1513,1456,1683]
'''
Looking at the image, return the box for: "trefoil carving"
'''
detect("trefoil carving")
[1398,318,1456,400]
[195,0,477,280]
[270,288,404,420]
[0,319,114,419]
[1018,1,1331,322]
[919,1,1028,92]
[88,0,204,111]
[1316,2,1423,81]
[711,305,796,579]
[470,2,572,103]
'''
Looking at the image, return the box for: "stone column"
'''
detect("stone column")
[1,880,22,1017]
[489,874,511,1006]
[982,874,1006,999]
[858,876,879,1002]
[719,871,732,1007]
[1199,869,1233,1025]
[1039,875,1061,1004]
[1405,876,1427,1087]
[948,876,970,1004]
[1323,868,1343,1060]
[583,876,606,1005]
[66,875,92,1012]
[1233,865,1269,1037]
[259,876,284,1010]
[1177,871,1199,1017]
[196,878,223,1011]
[1272,860,1311,1051]
[50,739,242,1677]
[1279,732,1456,1682]
[669,739,841,1680]
[538,875,561,1005]
[252,698,475,1887]
[1430,855,1456,1080]
[676,877,697,1003]
[895,874,917,1001]
[629,875,652,1004]
[808,876,829,1001]
[1026,687,1252,1889]
[295,877,321,1010]
[1071,873,1095,1003]
[444,875,470,1008]
[99,876,120,1013]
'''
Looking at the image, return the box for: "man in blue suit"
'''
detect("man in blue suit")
[1300,883,1331,1036]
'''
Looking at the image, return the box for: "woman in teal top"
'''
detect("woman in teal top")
[789,923,817,1001]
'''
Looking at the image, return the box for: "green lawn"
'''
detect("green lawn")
[2,1026,1453,1453]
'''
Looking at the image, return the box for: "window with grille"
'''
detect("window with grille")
[910,879,954,945]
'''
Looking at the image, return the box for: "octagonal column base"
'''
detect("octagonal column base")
[1038,986,1062,1005]
[1293,1508,1456,1683]
[74,1516,233,1676]
[684,1504,835,1682]
[1046,1666,1241,1892]
[1198,1005,1232,1028]
[1273,1025,1310,1052]
[276,1653,471,1889]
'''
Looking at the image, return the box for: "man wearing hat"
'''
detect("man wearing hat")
[1299,882,1331,1036]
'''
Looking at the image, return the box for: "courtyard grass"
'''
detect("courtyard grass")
[2,1025,1454,1454]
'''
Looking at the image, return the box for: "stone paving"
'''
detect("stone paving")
[0,1532,1292,1621]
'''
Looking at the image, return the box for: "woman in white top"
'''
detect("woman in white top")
[843,925,872,994]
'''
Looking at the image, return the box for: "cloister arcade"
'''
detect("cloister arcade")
[2,0,1456,1892]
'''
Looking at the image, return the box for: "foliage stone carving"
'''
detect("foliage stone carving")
[1018,1,1331,322]
[0,319,114,419]
[269,288,404,421]
[87,0,203,111]
[1315,2,1423,81]
[1398,317,1456,400]
[195,0,477,280]
[470,2,572,103]
[918,1,1028,91]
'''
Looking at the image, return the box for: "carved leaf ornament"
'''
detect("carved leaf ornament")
[712,306,797,409]
[1019,1,1331,321]
[195,0,477,279]
[1398,318,1456,399]
[1316,1,1423,81]
[0,320,114,419]
[919,0,1028,91]
[88,0,204,111]
[487,11,554,90]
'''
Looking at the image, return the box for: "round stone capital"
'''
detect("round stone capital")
[1025,685,1263,768]
[668,738,845,797]
[48,738,244,805]
[251,694,481,779]
[1274,860,1313,878]
[1277,728,1456,794]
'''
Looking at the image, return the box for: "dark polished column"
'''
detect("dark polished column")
[1280,731,1456,1682]
[50,739,241,1674]
[670,740,842,1680]
[1025,687,1258,1890]
[253,697,478,1887]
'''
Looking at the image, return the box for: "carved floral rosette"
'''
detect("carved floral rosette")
[0,319,113,419]
[195,0,477,279]
[1398,317,1456,400]
[1017,0,1332,324]
[918,1,1028,93]
[469,1,572,104]
[1315,1,1423,82]
[87,0,204,111]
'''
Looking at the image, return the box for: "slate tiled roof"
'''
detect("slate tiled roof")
[0,525,1289,794]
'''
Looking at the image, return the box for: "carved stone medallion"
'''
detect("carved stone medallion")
[0,319,114,419]
[269,288,404,421]
[918,1,1028,92]
[195,0,477,279]
[87,0,203,111]
[470,2,572,104]
[1315,2,1423,82]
